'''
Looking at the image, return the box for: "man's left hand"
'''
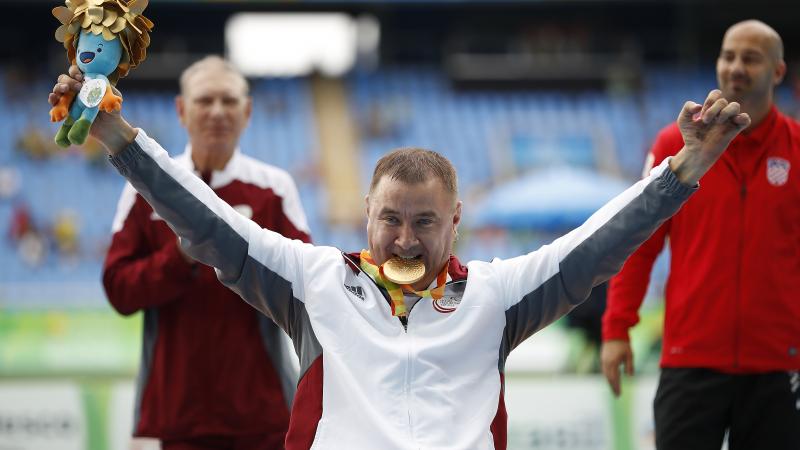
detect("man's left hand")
[670,89,751,185]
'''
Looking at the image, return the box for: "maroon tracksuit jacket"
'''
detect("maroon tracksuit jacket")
[103,147,311,442]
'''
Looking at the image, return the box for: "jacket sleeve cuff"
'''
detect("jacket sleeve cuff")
[108,128,148,177]
[602,323,631,342]
[657,156,698,200]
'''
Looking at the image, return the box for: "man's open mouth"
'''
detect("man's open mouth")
[393,254,422,260]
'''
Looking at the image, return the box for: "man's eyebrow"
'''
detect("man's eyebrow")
[377,208,438,217]
[415,211,438,218]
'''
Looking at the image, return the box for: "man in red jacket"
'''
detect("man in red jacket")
[601,20,800,450]
[103,56,311,449]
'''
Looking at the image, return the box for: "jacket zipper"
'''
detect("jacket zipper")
[735,183,746,368]
[404,306,415,443]
[342,253,418,442]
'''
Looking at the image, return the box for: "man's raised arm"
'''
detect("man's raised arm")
[492,90,750,354]
[50,67,314,327]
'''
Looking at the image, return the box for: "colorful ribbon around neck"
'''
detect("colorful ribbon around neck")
[359,250,448,317]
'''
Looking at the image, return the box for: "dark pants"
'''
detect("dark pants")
[160,433,285,450]
[654,368,800,450]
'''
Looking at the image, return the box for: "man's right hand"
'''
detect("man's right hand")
[49,65,137,155]
[601,339,634,397]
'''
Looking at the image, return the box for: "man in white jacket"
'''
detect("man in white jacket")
[51,66,750,449]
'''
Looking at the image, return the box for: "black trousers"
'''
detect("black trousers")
[654,368,800,450]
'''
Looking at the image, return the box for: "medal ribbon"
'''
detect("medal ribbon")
[359,250,448,317]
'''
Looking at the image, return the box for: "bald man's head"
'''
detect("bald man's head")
[717,20,786,109]
[724,20,784,61]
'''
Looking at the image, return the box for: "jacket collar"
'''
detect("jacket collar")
[736,105,778,146]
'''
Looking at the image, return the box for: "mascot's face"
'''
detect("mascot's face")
[76,30,122,75]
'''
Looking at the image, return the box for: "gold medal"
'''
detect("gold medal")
[382,257,426,285]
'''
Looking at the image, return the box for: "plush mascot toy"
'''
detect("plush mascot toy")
[49,0,153,147]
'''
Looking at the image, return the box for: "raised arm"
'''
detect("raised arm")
[51,67,315,328]
[493,90,750,356]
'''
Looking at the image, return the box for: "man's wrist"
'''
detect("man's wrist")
[94,117,138,155]
[668,146,707,186]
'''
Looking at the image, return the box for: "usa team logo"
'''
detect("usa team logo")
[766,157,790,186]
[432,295,461,313]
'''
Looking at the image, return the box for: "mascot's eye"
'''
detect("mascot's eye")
[97,48,102,53]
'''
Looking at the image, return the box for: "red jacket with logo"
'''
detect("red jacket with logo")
[603,107,800,371]
[103,147,311,441]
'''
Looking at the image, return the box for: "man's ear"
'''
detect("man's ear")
[245,96,253,121]
[774,59,787,86]
[453,200,462,228]
[175,95,187,127]
[364,194,371,218]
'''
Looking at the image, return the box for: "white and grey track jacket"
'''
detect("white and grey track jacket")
[110,130,695,450]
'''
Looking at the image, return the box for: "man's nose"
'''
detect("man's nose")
[395,224,419,250]
[729,57,746,74]
[209,99,225,116]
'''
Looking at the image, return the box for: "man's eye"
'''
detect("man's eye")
[417,219,433,226]
[384,217,399,225]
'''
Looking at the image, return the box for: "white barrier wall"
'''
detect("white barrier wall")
[632,376,658,450]
[0,382,86,450]
[1,376,667,450]
[506,376,612,450]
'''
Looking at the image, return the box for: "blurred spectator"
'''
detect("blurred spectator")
[51,209,80,259]
[18,230,46,268]
[16,127,61,160]
[0,166,21,199]
[11,203,46,268]
[9,202,33,242]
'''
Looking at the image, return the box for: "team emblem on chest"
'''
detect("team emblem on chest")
[766,157,790,187]
[432,295,461,313]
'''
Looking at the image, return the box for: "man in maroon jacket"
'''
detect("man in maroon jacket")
[103,56,311,449]
[601,20,800,450]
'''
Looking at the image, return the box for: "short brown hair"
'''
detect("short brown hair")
[369,147,458,197]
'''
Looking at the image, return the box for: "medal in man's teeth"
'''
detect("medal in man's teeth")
[382,257,426,285]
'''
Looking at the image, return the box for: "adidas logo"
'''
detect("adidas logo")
[345,284,365,301]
